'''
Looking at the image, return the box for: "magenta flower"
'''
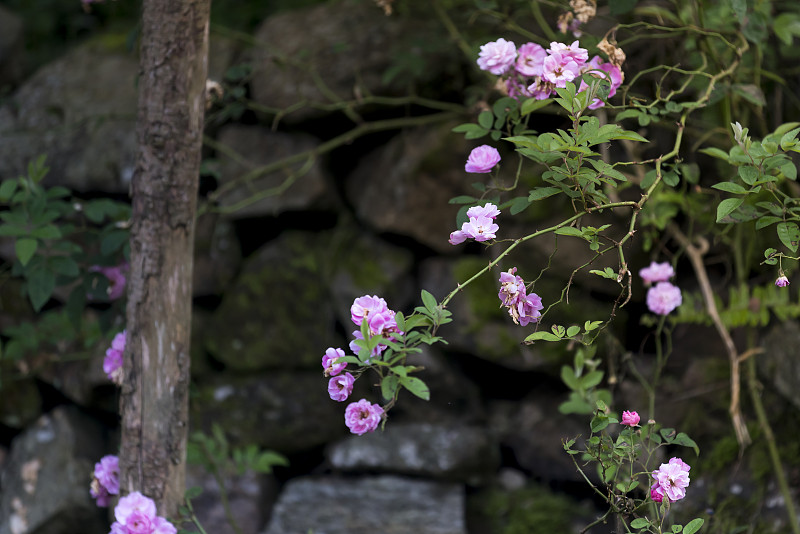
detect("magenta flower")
[328,372,355,402]
[650,481,664,503]
[322,347,347,377]
[350,295,389,327]
[90,263,129,300]
[449,230,468,245]
[542,51,581,88]
[90,455,119,507]
[152,517,177,534]
[465,145,501,173]
[344,399,384,435]
[646,282,682,315]
[111,491,176,534]
[104,330,126,385]
[639,261,674,284]
[477,38,517,75]
[776,274,790,287]
[515,42,548,77]
[526,77,554,100]
[114,492,157,525]
[498,267,543,325]
[620,410,640,426]
[652,457,691,502]
[124,511,154,534]
[461,215,499,242]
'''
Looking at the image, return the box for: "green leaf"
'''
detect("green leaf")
[554,226,584,238]
[581,370,604,389]
[15,238,38,267]
[0,179,19,201]
[399,376,430,401]
[698,147,730,161]
[509,196,531,215]
[738,166,758,185]
[101,230,130,256]
[48,256,80,277]
[672,432,700,455]
[26,268,56,311]
[584,320,602,331]
[560,366,580,390]
[732,84,765,107]
[528,187,561,202]
[682,518,704,534]
[521,98,552,116]
[777,222,800,253]
[716,198,743,223]
[712,182,747,194]
[449,195,477,204]
[184,486,203,500]
[452,124,489,139]
[781,162,797,180]
[31,225,62,239]
[774,13,800,45]
[478,110,494,130]
[630,518,650,529]
[566,325,581,337]
[524,331,562,342]
[610,0,637,15]
[420,289,438,313]
[381,375,399,401]
[755,216,782,230]
[662,171,680,187]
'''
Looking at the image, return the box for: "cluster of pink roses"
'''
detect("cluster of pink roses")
[90,454,119,507]
[449,203,500,245]
[322,295,396,435]
[650,457,691,503]
[477,38,623,108]
[104,330,126,385]
[497,267,544,326]
[639,261,682,315]
[110,492,176,534]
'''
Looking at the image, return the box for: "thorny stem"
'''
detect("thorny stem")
[668,224,751,447]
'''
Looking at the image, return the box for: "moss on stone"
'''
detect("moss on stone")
[473,483,583,534]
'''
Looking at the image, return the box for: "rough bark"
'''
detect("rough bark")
[120,0,210,517]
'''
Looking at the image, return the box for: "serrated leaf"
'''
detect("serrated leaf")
[26,268,55,311]
[738,166,758,185]
[712,182,747,194]
[631,518,650,529]
[399,376,430,400]
[101,230,129,256]
[781,162,797,180]
[528,187,561,201]
[755,216,782,230]
[716,198,743,222]
[554,226,584,238]
[478,110,494,129]
[15,238,37,267]
[682,518,704,534]
[777,222,800,253]
[420,289,438,313]
[509,196,531,215]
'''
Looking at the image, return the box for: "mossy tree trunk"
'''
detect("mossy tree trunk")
[120,0,210,517]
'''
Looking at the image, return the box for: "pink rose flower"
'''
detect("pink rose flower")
[548,40,589,65]
[328,372,355,402]
[465,145,501,173]
[322,347,347,377]
[90,455,120,507]
[498,267,544,326]
[650,481,664,503]
[515,42,548,77]
[646,282,682,315]
[461,215,499,242]
[776,274,790,287]
[344,399,384,435]
[90,263,129,300]
[466,203,501,219]
[115,492,157,525]
[652,457,691,502]
[542,51,581,88]
[152,516,177,534]
[621,410,640,426]
[477,38,517,75]
[104,330,126,385]
[639,261,674,284]
[350,295,389,327]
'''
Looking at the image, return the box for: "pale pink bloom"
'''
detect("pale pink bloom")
[477,38,517,75]
[646,282,682,315]
[542,52,581,88]
[90,455,119,507]
[505,77,533,100]
[776,274,790,287]
[114,491,157,525]
[449,230,468,245]
[515,42,548,77]
[498,267,544,325]
[110,522,127,534]
[652,457,691,502]
[125,510,154,534]
[461,215,499,242]
[350,295,389,327]
[548,40,589,64]
[621,410,640,426]
[498,267,525,307]
[328,372,355,402]
[152,517,177,534]
[467,203,500,220]
[465,145,501,173]
[345,399,384,435]
[322,347,347,377]
[639,261,674,284]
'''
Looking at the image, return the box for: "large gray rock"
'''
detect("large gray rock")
[263,475,466,534]
[346,123,471,253]
[0,41,138,192]
[185,464,277,534]
[204,230,341,371]
[192,212,241,296]
[759,320,800,411]
[249,0,439,123]
[191,371,357,453]
[212,125,332,218]
[0,5,24,89]
[327,422,498,484]
[0,407,107,534]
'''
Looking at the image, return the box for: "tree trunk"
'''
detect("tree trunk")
[120,0,210,517]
